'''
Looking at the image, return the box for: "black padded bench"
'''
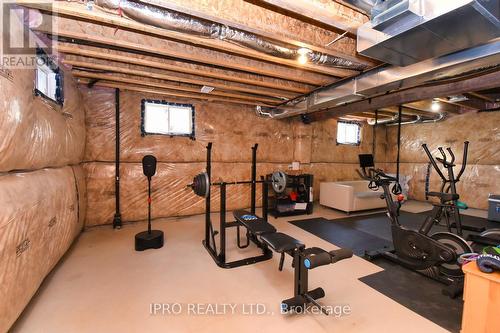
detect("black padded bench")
[234,210,304,270]
[233,210,277,235]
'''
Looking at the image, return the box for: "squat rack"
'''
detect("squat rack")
[202,142,273,269]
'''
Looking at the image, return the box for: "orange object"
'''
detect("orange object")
[461,262,500,333]
[397,194,405,202]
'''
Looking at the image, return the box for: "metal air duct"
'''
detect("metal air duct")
[94,0,367,70]
[357,0,500,66]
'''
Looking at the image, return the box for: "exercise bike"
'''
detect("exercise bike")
[357,154,472,297]
[423,141,500,248]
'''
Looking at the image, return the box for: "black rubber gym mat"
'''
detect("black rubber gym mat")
[289,212,477,333]
[359,260,463,333]
[289,217,392,256]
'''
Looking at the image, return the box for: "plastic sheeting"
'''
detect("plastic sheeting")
[0,68,86,172]
[82,87,295,163]
[0,166,85,332]
[84,161,289,226]
[311,118,387,163]
[384,111,500,209]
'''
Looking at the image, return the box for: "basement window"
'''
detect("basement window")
[34,48,64,105]
[336,121,361,146]
[141,99,195,139]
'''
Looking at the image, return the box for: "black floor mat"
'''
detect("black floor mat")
[290,217,392,256]
[359,259,463,333]
[289,212,495,333]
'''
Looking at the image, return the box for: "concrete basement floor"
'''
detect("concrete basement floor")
[12,201,485,333]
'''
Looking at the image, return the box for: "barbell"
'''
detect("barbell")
[188,171,288,198]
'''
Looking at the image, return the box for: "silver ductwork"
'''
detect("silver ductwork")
[94,0,368,70]
[366,111,445,126]
[259,39,500,119]
[358,0,500,66]
[336,0,378,15]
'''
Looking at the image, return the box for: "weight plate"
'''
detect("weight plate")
[271,171,287,193]
[192,172,210,198]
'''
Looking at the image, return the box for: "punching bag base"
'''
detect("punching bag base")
[135,230,164,251]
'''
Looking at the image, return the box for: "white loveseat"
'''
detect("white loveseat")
[319,180,386,213]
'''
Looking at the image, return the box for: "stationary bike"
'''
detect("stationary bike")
[357,154,472,297]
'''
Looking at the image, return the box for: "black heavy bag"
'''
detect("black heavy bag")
[135,155,164,251]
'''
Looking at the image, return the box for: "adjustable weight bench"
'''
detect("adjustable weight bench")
[234,210,353,315]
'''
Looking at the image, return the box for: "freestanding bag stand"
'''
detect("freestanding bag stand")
[135,155,164,251]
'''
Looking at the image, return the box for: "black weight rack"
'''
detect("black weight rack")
[266,173,313,218]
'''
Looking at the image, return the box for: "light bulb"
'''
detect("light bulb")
[298,54,308,65]
[297,48,310,64]
[431,100,441,112]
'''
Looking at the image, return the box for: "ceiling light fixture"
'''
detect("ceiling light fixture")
[297,48,310,65]
[431,99,441,112]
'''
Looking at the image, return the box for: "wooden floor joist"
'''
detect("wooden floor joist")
[21,0,359,78]
[63,59,296,100]
[35,26,329,86]
[139,0,373,67]
[77,79,272,107]
[249,0,363,35]
[56,45,310,94]
[72,71,282,104]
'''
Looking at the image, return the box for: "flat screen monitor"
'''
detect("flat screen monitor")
[359,154,374,168]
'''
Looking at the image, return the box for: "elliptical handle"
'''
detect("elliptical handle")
[446,147,456,164]
[422,144,446,180]
[438,147,447,163]
[456,141,469,181]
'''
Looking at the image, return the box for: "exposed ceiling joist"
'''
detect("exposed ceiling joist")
[77,79,269,106]
[56,45,309,94]
[246,0,363,35]
[35,26,329,86]
[309,70,500,121]
[139,0,373,67]
[72,70,282,104]
[21,0,359,78]
[404,100,462,114]
[63,59,294,100]
[465,92,495,103]
[435,97,485,110]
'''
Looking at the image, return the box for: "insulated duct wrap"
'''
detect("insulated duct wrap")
[0,166,85,333]
[94,0,367,70]
[0,68,86,172]
[384,111,500,209]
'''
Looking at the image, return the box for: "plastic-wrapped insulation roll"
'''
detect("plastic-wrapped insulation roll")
[94,0,368,70]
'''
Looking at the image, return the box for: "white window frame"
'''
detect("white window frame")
[336,121,361,146]
[141,99,195,138]
[34,49,63,105]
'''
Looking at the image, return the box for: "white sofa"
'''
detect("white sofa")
[320,180,386,213]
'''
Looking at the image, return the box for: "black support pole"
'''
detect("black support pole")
[220,183,226,262]
[262,176,268,222]
[396,105,402,183]
[206,143,213,248]
[251,144,258,214]
[113,88,122,229]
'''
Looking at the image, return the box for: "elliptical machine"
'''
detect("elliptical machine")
[357,154,472,297]
[423,141,500,248]
[422,141,470,236]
